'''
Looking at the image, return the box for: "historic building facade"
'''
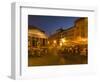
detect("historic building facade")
[75,18,88,39]
[48,18,88,47]
[28,25,48,48]
[28,25,48,56]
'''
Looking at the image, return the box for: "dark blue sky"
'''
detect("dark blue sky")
[28,15,80,36]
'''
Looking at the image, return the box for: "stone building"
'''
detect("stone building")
[28,25,48,56]
[48,18,88,47]
[75,18,88,40]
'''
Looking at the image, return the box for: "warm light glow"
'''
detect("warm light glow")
[77,36,81,41]
[61,38,66,43]
[60,42,63,46]
[77,37,87,42]
[81,38,87,42]
[53,40,57,44]
[48,41,50,44]
[59,38,66,46]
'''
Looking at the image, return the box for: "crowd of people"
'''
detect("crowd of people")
[57,45,88,58]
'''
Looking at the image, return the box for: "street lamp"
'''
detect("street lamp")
[59,38,66,46]
[61,38,66,43]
